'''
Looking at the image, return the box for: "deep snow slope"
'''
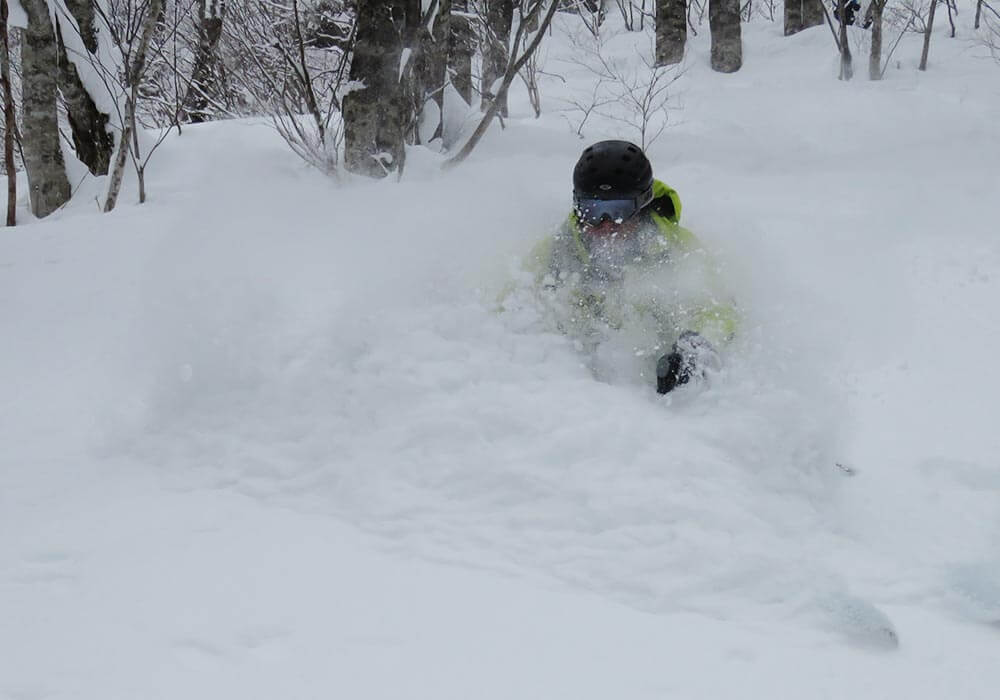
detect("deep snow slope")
[4,11,1000,699]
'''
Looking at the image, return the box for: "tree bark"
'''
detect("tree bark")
[21,0,72,218]
[57,0,114,175]
[104,0,163,211]
[655,0,686,66]
[869,0,884,79]
[344,0,409,177]
[710,0,742,73]
[183,0,226,123]
[401,0,447,143]
[481,0,514,115]
[976,0,983,29]
[449,0,473,105]
[418,0,451,133]
[522,0,540,31]
[837,0,852,79]
[801,0,824,28]
[444,0,558,168]
[53,17,113,176]
[1,0,15,225]
[784,0,803,35]
[103,98,132,212]
[63,0,98,51]
[919,0,938,71]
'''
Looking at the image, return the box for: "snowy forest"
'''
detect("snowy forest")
[1,0,997,217]
[3,1,1000,698]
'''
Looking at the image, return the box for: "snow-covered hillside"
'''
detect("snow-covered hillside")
[3,12,1000,699]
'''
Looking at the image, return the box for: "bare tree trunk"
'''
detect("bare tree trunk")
[104,0,163,212]
[837,0,852,79]
[784,0,803,34]
[481,0,514,115]
[450,0,474,105]
[869,0,884,79]
[53,20,113,176]
[131,109,147,204]
[417,0,451,136]
[945,0,955,38]
[919,0,938,71]
[523,0,540,31]
[444,0,558,167]
[521,50,541,116]
[710,0,742,72]
[401,0,449,143]
[401,1,425,143]
[21,0,72,218]
[656,0,686,66]
[344,0,409,177]
[183,0,226,123]
[63,0,99,50]
[802,0,824,28]
[976,0,983,29]
[57,0,114,175]
[103,101,132,213]
[1,0,15,225]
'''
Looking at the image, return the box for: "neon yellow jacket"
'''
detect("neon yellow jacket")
[527,180,739,347]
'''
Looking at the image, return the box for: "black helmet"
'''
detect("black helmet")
[573,140,653,201]
[572,141,654,226]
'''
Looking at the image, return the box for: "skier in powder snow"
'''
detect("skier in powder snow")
[528,140,739,394]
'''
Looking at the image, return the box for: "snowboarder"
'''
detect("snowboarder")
[528,140,739,394]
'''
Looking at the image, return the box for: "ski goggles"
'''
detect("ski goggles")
[573,189,653,226]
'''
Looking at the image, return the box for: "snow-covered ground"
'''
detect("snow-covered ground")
[4,12,1000,699]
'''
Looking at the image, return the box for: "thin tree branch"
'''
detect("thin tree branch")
[443,0,559,169]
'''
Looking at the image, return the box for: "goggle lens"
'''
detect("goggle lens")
[574,198,640,226]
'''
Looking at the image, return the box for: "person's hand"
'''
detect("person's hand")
[656,331,721,394]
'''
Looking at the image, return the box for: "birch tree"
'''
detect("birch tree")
[408,0,451,140]
[183,0,226,122]
[836,0,853,79]
[919,0,938,70]
[1,0,16,224]
[785,0,823,35]
[710,0,741,72]
[784,0,802,34]
[56,0,114,175]
[655,0,685,66]
[103,0,164,210]
[869,0,886,79]
[444,0,558,167]
[801,0,823,27]
[343,0,409,177]
[427,0,452,115]
[21,0,72,217]
[480,0,514,114]
[450,0,473,104]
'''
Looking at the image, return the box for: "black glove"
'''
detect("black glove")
[656,331,720,394]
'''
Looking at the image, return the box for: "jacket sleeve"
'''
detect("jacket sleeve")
[650,211,740,347]
[495,218,574,311]
[525,214,588,288]
[689,300,740,348]
[525,235,557,286]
